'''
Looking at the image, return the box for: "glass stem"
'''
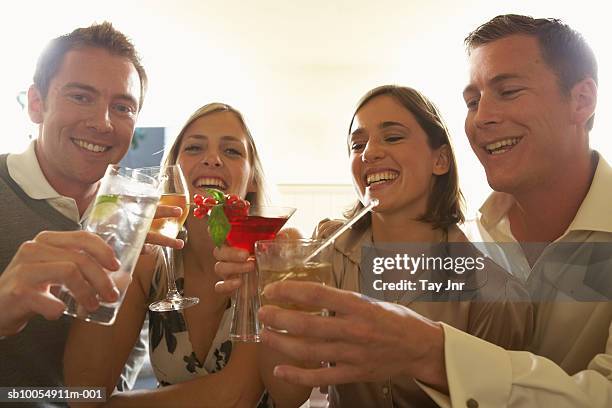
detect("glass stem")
[163,246,181,300]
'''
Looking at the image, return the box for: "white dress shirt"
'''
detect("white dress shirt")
[7,140,92,223]
[421,152,612,408]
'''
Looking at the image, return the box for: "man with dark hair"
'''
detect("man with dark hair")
[0,22,179,397]
[219,14,611,407]
[33,22,148,115]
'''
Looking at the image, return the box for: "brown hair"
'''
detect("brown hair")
[164,103,268,206]
[33,21,147,110]
[344,85,464,230]
[465,14,598,130]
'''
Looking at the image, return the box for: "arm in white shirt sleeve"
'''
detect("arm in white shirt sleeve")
[420,323,612,408]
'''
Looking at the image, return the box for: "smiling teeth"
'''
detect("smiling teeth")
[486,138,520,154]
[74,139,108,153]
[366,171,398,186]
[195,177,227,189]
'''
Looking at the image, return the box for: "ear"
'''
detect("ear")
[432,144,451,176]
[27,85,45,124]
[570,77,597,128]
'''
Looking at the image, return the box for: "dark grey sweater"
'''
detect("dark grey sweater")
[0,154,79,397]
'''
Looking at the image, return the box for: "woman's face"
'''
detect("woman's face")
[349,94,448,216]
[176,111,255,202]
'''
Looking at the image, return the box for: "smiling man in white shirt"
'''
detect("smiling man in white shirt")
[0,23,181,396]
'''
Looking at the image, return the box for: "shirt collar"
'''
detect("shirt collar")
[478,151,612,237]
[567,152,612,233]
[478,191,515,231]
[6,139,63,200]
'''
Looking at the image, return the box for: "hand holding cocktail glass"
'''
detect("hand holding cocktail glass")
[250,200,438,389]
[213,198,378,332]
[194,189,295,341]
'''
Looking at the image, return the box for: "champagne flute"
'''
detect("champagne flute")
[145,165,200,311]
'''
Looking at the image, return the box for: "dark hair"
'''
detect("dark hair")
[33,21,147,110]
[465,14,598,130]
[345,85,464,231]
[164,103,268,206]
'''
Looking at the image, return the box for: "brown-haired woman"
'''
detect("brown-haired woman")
[312,84,533,407]
[215,85,534,408]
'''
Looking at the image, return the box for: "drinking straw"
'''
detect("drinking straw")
[304,198,379,263]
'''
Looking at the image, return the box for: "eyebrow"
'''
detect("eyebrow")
[184,134,245,144]
[379,121,409,130]
[462,73,525,96]
[350,121,410,138]
[349,127,366,138]
[62,82,139,108]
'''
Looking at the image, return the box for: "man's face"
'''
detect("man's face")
[463,35,577,194]
[29,46,141,189]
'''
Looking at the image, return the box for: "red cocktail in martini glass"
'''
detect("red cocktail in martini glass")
[194,192,295,342]
[226,206,295,341]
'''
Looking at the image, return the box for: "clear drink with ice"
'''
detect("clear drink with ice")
[59,166,160,325]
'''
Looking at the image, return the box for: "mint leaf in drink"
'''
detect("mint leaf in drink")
[205,188,226,203]
[208,204,231,247]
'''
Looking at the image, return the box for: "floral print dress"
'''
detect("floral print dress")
[147,251,272,407]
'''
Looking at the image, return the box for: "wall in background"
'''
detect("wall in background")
[119,127,166,169]
[3,1,611,216]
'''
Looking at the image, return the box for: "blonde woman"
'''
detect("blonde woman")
[65,103,270,407]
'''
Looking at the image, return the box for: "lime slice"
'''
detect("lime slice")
[90,194,120,223]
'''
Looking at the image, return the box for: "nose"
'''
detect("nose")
[85,103,113,133]
[362,139,385,163]
[201,149,222,167]
[472,93,502,129]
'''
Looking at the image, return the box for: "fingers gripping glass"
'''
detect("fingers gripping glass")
[59,165,161,325]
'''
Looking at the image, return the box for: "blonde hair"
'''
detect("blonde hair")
[150,103,267,304]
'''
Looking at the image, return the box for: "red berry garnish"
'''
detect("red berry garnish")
[193,194,204,206]
[223,197,250,220]
[193,207,205,219]
[203,197,218,206]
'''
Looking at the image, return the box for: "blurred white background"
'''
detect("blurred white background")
[3,0,611,233]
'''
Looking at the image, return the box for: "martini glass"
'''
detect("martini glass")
[224,205,296,342]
